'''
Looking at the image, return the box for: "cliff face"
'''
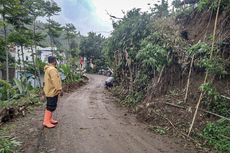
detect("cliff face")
[178,7,230,43]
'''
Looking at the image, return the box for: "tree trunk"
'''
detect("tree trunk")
[3,13,9,99]
[128,62,133,92]
[20,45,26,72]
[67,37,70,60]
[17,48,22,80]
[48,17,54,56]
[32,19,42,88]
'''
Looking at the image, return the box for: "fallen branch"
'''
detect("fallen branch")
[165,102,230,122]
[221,95,230,100]
[105,10,123,19]
[221,135,230,141]
[152,111,201,146]
[0,99,36,123]
[165,102,186,109]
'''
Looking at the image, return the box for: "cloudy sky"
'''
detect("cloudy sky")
[52,0,172,36]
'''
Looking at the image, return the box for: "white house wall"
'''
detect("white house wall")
[11,45,60,88]
[15,46,33,67]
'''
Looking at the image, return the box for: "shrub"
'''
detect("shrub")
[200,82,230,117]
[0,80,15,101]
[202,120,230,152]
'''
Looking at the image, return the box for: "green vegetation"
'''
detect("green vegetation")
[103,0,230,152]
[200,83,230,117]
[0,1,86,152]
[0,126,20,153]
[104,4,184,105]
[0,80,15,101]
[0,136,20,153]
[197,0,229,12]
[149,126,168,135]
[202,120,230,152]
[79,32,106,73]
[0,0,229,152]
[59,64,82,83]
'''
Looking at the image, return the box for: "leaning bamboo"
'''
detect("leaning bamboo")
[221,95,230,100]
[188,0,222,136]
[184,55,195,102]
[157,65,165,84]
[165,102,230,122]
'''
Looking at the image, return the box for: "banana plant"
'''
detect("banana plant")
[13,77,29,96]
[59,64,81,83]
[59,64,74,82]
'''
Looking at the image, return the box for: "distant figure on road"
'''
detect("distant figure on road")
[43,56,63,128]
[80,56,84,69]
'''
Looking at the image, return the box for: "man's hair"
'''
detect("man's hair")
[48,56,56,64]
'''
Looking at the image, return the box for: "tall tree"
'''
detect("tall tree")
[64,23,77,60]
[151,0,169,17]
[8,0,33,79]
[45,19,63,55]
[25,0,47,87]
[44,0,61,20]
[43,1,61,55]
[172,0,182,13]
[0,0,30,85]
[80,32,105,60]
[80,32,105,72]
[0,0,17,83]
[0,0,26,99]
[104,8,150,90]
[8,29,32,74]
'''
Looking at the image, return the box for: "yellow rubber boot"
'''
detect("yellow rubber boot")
[43,110,55,128]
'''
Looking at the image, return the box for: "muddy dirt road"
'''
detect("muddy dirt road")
[35,75,196,153]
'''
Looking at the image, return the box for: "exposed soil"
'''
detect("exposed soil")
[6,74,199,153]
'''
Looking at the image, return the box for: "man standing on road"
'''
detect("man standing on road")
[43,56,63,128]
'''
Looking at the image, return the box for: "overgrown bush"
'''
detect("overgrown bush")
[0,80,15,101]
[59,64,82,83]
[121,91,144,106]
[175,6,193,18]
[188,41,227,76]
[188,42,210,55]
[200,58,227,75]
[136,41,168,72]
[200,82,230,117]
[134,72,150,92]
[202,119,230,152]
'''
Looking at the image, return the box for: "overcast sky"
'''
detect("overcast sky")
[52,0,173,36]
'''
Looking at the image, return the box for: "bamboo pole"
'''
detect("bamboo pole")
[165,102,230,122]
[157,66,165,84]
[221,95,230,100]
[188,0,222,136]
[184,54,195,102]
